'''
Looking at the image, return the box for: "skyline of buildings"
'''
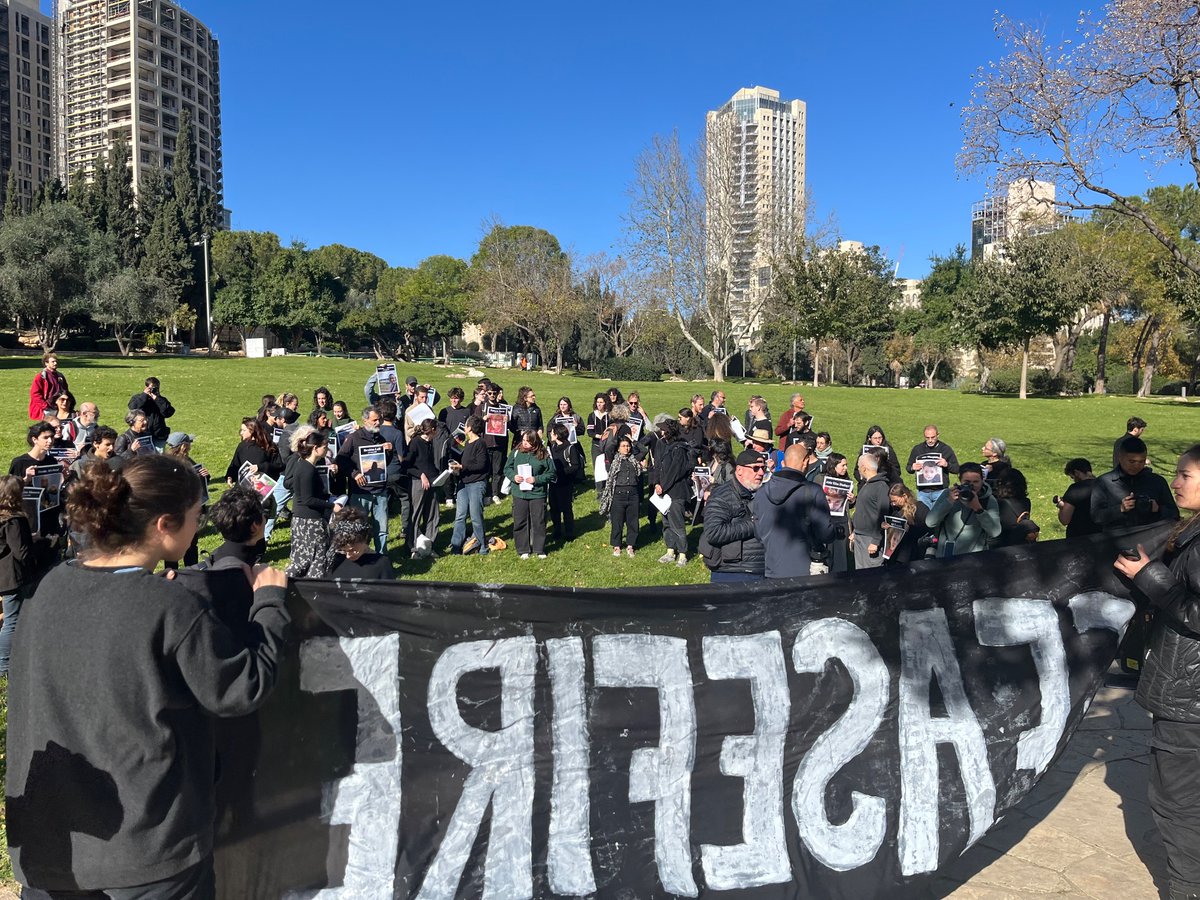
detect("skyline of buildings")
[0,0,53,210]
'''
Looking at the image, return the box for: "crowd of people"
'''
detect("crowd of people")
[2,352,1200,898]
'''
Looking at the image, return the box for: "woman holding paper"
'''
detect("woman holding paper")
[113,410,152,460]
[587,393,609,494]
[651,420,693,566]
[402,419,441,557]
[503,430,556,559]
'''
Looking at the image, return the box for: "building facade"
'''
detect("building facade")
[54,0,222,206]
[0,0,53,214]
[970,179,1071,260]
[705,86,806,348]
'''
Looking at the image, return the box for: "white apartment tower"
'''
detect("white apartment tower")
[0,0,53,213]
[54,0,222,206]
[705,86,806,347]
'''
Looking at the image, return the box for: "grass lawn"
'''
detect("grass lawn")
[0,351,1196,885]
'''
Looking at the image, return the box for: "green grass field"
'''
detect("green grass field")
[0,351,1196,885]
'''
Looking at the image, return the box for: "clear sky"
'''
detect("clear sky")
[55,0,1184,279]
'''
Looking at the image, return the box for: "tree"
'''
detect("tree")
[104,139,139,267]
[577,253,643,361]
[958,233,1086,398]
[471,223,582,373]
[139,199,193,312]
[960,0,1200,279]
[391,255,469,360]
[171,108,202,245]
[210,230,281,350]
[311,243,388,293]
[92,268,175,355]
[3,169,21,221]
[900,247,976,387]
[258,245,345,354]
[0,204,114,351]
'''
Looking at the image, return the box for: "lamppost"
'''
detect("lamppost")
[192,234,212,350]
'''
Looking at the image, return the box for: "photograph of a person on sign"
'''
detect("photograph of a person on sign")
[359,446,387,486]
[916,455,944,489]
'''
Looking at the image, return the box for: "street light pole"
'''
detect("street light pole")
[193,234,213,350]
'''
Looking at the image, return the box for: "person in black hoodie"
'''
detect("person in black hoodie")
[402,419,441,556]
[6,455,288,897]
[651,420,694,566]
[753,442,834,578]
[0,475,52,676]
[699,449,766,582]
[548,423,585,542]
[127,376,175,447]
[449,415,489,554]
[286,431,343,577]
[328,505,395,579]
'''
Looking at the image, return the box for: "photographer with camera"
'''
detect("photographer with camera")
[1055,457,1100,538]
[1092,436,1178,532]
[925,462,1001,558]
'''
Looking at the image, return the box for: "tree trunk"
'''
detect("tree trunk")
[1131,316,1154,390]
[1138,327,1162,398]
[554,343,564,375]
[811,341,821,388]
[1095,308,1110,394]
[1019,338,1030,400]
[977,347,992,393]
[846,349,854,386]
[923,361,937,388]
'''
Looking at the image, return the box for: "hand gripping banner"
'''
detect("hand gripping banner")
[212,527,1167,899]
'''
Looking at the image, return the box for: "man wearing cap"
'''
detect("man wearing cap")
[395,376,419,416]
[754,441,834,578]
[698,449,766,582]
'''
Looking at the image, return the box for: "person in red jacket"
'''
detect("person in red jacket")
[28,353,68,421]
[774,392,808,438]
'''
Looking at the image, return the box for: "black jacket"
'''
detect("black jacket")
[291,458,335,521]
[509,403,543,437]
[457,438,489,485]
[1091,466,1179,531]
[752,468,835,578]
[127,391,175,442]
[550,441,585,491]
[699,479,765,575]
[1135,518,1200,722]
[225,440,281,484]
[652,440,694,500]
[0,516,39,593]
[336,428,393,496]
[905,440,960,485]
[402,437,440,481]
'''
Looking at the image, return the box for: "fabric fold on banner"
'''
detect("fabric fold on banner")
[213,525,1170,900]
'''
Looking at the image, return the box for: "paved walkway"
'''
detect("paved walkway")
[935,668,1167,898]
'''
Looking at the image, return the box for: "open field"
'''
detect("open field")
[1,353,1197,588]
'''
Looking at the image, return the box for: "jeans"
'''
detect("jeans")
[0,589,22,676]
[451,480,486,552]
[918,488,946,510]
[350,490,389,553]
[262,482,292,541]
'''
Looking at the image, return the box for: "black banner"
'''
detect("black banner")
[212,528,1165,899]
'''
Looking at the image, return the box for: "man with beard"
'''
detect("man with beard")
[336,406,394,553]
[698,449,766,582]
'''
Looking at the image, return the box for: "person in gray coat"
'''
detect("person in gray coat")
[925,462,1002,557]
[852,453,891,569]
[754,443,834,578]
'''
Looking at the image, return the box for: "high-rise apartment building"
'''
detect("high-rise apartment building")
[970,179,1071,260]
[0,0,54,214]
[705,86,806,347]
[54,0,222,207]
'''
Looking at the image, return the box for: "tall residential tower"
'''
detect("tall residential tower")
[705,86,806,347]
[54,0,222,206]
[0,0,53,214]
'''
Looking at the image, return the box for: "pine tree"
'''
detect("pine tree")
[45,177,66,206]
[137,167,169,240]
[140,197,193,306]
[3,168,21,220]
[171,108,201,243]
[104,139,139,267]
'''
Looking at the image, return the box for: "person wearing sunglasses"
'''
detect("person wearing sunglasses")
[697,449,766,583]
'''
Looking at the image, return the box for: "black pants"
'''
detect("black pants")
[512,496,546,555]
[609,487,639,548]
[487,446,506,500]
[22,855,215,900]
[549,483,575,539]
[1151,718,1200,896]
[662,491,687,554]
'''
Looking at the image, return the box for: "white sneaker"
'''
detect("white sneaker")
[493,497,503,506]
[446,498,455,508]
[536,554,547,559]
[676,554,688,567]
[520,553,530,560]
[657,551,676,564]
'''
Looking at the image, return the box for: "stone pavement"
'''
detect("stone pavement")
[934,668,1167,899]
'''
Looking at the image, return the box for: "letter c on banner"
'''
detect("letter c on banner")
[416,638,538,900]
[791,618,889,872]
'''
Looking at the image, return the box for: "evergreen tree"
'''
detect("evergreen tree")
[139,197,193,307]
[44,177,66,207]
[171,108,202,243]
[3,169,21,220]
[104,139,139,267]
[137,167,170,240]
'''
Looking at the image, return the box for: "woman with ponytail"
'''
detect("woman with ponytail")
[1115,443,1200,900]
[5,455,289,898]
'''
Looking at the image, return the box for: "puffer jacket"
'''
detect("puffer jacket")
[699,478,764,576]
[1135,517,1200,722]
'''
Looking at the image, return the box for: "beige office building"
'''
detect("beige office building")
[54,0,222,207]
[0,0,53,214]
[970,179,1070,260]
[705,86,806,347]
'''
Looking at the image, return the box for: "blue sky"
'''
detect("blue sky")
[56,1,1185,279]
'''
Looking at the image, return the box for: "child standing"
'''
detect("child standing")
[503,430,556,559]
[548,423,585,541]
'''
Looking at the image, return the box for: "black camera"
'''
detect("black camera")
[958,484,976,503]
[1134,495,1153,515]
[1052,495,1061,507]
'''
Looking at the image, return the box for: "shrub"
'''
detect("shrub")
[595,357,664,383]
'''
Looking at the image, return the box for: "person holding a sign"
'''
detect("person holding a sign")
[586,393,609,493]
[6,455,289,899]
[287,431,343,578]
[1114,444,1200,900]
[114,410,153,460]
[449,415,489,556]
[9,422,58,484]
[906,425,959,508]
[336,406,394,554]
[881,483,929,564]
[503,430,556,559]
[852,453,892,569]
[862,425,903,485]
